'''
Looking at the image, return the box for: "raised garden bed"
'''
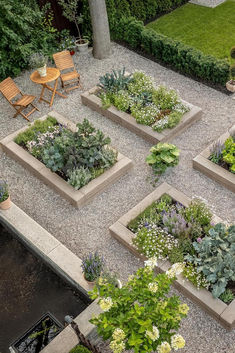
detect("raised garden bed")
[109,182,235,329]
[0,111,133,207]
[81,71,202,145]
[193,127,235,192]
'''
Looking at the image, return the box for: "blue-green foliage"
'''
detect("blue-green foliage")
[186,223,235,298]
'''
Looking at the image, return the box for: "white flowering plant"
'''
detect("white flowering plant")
[89,260,188,353]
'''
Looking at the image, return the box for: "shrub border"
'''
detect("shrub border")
[109,182,235,329]
[81,86,202,145]
[193,127,235,193]
[0,111,133,208]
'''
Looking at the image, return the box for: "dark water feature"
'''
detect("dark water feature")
[0,223,90,353]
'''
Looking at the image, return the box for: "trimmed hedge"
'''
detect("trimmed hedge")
[112,17,230,86]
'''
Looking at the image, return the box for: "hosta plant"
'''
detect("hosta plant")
[185,223,235,298]
[146,143,180,177]
[90,258,188,353]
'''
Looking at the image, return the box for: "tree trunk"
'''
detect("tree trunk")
[88,0,111,59]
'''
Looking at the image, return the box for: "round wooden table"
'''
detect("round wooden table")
[30,67,67,107]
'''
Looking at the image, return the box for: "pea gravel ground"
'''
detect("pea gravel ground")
[0,43,235,353]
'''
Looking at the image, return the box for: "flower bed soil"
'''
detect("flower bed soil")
[193,128,235,193]
[109,182,235,329]
[81,86,202,145]
[0,111,133,207]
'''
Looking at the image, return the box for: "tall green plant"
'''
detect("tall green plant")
[90,259,188,353]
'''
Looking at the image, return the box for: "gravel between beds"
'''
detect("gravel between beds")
[0,43,235,353]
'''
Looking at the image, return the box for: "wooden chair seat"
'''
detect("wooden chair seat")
[14,94,36,107]
[0,77,39,121]
[61,71,80,82]
[53,50,82,92]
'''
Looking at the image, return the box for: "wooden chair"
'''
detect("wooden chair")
[0,77,39,121]
[53,50,82,92]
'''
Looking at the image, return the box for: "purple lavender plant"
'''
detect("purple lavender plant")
[162,208,192,238]
[209,140,224,164]
[81,252,105,282]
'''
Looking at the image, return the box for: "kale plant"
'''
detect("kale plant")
[185,223,235,298]
[98,68,132,92]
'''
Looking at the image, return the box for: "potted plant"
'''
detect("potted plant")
[59,30,76,55]
[0,180,11,210]
[226,47,235,92]
[81,252,105,283]
[58,0,89,54]
[29,53,48,77]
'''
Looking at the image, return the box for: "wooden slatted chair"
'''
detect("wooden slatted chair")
[53,50,81,92]
[0,77,39,121]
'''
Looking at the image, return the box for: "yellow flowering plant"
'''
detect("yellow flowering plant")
[89,260,188,353]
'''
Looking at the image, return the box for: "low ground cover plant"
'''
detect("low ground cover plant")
[90,258,188,353]
[14,117,117,190]
[98,69,190,133]
[69,344,91,353]
[209,131,235,173]
[128,195,235,303]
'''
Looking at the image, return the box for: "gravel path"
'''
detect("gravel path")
[0,43,235,353]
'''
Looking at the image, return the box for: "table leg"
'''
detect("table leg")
[39,84,46,102]
[50,78,58,106]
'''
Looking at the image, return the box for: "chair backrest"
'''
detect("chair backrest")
[0,77,21,103]
[53,50,75,71]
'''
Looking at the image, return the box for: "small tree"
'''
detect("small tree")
[58,0,84,43]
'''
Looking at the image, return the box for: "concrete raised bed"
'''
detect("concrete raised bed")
[193,128,235,193]
[0,203,101,353]
[81,86,202,145]
[109,182,235,330]
[0,111,133,207]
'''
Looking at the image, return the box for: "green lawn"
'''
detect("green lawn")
[146,0,235,61]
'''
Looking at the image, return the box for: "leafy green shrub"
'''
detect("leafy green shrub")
[0,0,61,80]
[69,345,91,353]
[146,143,180,176]
[67,167,92,189]
[14,117,58,146]
[111,17,229,86]
[230,46,235,60]
[219,289,235,304]
[222,136,235,173]
[186,223,235,298]
[90,259,188,353]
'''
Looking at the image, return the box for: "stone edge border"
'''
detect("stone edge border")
[193,128,235,193]
[0,111,133,208]
[81,86,202,145]
[109,182,235,330]
[0,203,101,353]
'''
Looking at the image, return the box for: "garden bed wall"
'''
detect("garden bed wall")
[109,182,235,330]
[0,203,101,353]
[81,86,202,145]
[193,128,235,193]
[0,111,133,207]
